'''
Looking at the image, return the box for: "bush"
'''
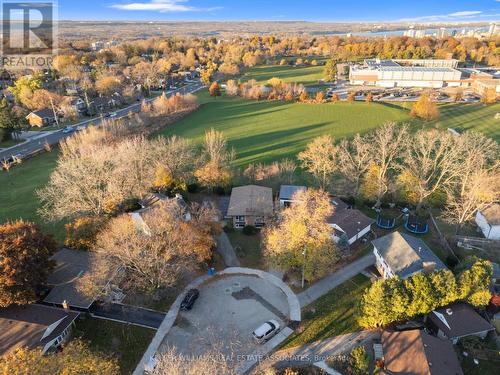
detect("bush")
[242,225,258,235]
[350,347,369,375]
[65,216,105,250]
[224,222,235,233]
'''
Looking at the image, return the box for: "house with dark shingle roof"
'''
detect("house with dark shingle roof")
[426,303,494,344]
[327,197,373,245]
[0,304,79,356]
[372,231,447,279]
[26,108,56,127]
[43,248,95,311]
[381,329,463,375]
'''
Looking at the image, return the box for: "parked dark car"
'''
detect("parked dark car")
[180,288,199,311]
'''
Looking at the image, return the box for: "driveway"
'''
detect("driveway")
[91,303,165,329]
[159,274,289,367]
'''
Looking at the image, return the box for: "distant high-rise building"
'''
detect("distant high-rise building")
[437,27,449,39]
[415,29,426,38]
[489,23,498,36]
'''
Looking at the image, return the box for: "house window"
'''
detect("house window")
[254,216,264,228]
[234,216,245,223]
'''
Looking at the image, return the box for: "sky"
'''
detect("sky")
[53,0,500,22]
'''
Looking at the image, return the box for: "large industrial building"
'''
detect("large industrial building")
[349,59,463,88]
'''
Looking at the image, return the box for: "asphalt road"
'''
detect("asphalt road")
[0,81,204,161]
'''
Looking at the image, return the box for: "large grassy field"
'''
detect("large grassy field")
[162,91,412,166]
[0,150,66,240]
[240,62,325,86]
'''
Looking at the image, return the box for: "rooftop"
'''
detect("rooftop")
[227,185,273,217]
[43,248,95,309]
[429,303,494,339]
[327,198,373,239]
[481,204,500,225]
[372,231,446,278]
[279,185,307,201]
[382,329,463,375]
[0,304,79,356]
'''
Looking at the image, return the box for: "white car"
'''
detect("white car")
[109,112,117,118]
[252,320,280,344]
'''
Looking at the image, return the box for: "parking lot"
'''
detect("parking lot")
[159,274,290,366]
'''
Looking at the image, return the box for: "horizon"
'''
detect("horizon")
[51,0,500,23]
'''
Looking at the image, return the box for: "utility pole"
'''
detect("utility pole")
[49,96,59,127]
[301,244,307,289]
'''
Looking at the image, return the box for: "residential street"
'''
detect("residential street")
[297,253,375,307]
[0,81,203,161]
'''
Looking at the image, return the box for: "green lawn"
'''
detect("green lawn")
[240,63,325,86]
[0,150,66,240]
[76,316,155,375]
[0,138,23,148]
[162,92,412,167]
[226,230,262,268]
[282,274,370,349]
[428,103,500,142]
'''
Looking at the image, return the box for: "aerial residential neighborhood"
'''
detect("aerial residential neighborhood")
[0,1,499,375]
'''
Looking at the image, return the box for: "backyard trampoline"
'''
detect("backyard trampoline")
[404,215,429,234]
[376,214,396,229]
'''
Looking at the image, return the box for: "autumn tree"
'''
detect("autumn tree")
[347,91,355,103]
[263,189,339,284]
[324,59,337,81]
[480,87,497,104]
[0,340,119,375]
[330,93,339,102]
[195,129,234,191]
[315,91,325,103]
[87,201,218,293]
[0,220,56,307]
[411,92,439,121]
[365,92,373,103]
[208,81,221,99]
[299,90,308,102]
[225,79,239,96]
[298,135,337,189]
[95,75,123,96]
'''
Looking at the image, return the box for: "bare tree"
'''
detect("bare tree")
[398,130,461,210]
[88,201,218,293]
[298,135,337,190]
[336,134,372,197]
[442,164,500,233]
[362,122,408,208]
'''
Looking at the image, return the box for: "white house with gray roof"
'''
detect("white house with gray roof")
[475,204,500,240]
[372,231,446,279]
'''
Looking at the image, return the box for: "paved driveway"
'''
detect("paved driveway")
[159,274,289,366]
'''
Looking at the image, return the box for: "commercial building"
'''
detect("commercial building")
[349,58,462,88]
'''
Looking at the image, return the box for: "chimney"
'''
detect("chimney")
[423,261,436,274]
[62,300,69,312]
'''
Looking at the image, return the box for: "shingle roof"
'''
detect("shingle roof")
[428,303,494,339]
[481,204,500,225]
[227,185,273,217]
[279,185,306,201]
[382,330,463,375]
[43,249,95,309]
[326,198,373,240]
[29,108,54,119]
[0,304,79,356]
[372,232,446,278]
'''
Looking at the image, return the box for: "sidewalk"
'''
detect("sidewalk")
[297,253,375,307]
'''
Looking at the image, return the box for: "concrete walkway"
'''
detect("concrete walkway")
[216,232,241,267]
[297,253,375,307]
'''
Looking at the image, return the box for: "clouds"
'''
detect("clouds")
[398,10,485,22]
[110,0,220,13]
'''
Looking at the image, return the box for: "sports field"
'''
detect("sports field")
[162,91,412,166]
[240,62,325,86]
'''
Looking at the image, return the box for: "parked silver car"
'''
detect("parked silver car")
[252,320,280,344]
